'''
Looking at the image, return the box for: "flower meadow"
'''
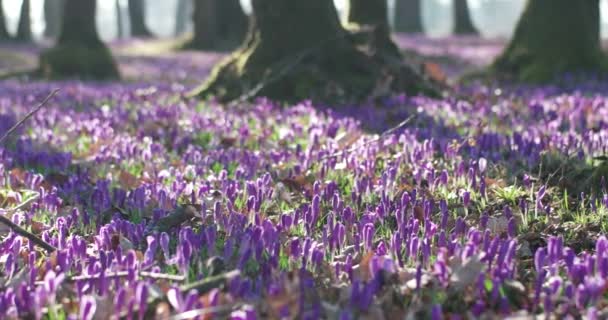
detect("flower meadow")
[2,39,608,319]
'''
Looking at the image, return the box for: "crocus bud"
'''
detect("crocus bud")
[80,295,97,320]
[462,191,471,208]
[478,158,487,174]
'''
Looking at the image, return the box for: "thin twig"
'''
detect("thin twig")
[0,214,56,252]
[0,90,60,253]
[170,303,242,320]
[7,192,40,212]
[179,269,240,294]
[318,114,416,161]
[0,89,60,145]
[34,271,186,286]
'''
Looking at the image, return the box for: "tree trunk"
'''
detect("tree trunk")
[116,0,125,39]
[216,0,248,43]
[192,0,436,104]
[453,0,478,35]
[493,0,605,82]
[347,0,401,58]
[175,0,191,36]
[16,0,32,42]
[394,0,423,33]
[184,0,248,50]
[44,0,64,39]
[186,0,217,49]
[128,0,153,37]
[40,0,119,79]
[0,0,10,41]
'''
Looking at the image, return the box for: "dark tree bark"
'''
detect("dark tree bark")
[184,0,248,49]
[16,0,33,42]
[175,0,191,36]
[40,0,119,79]
[192,0,436,104]
[44,0,64,39]
[116,0,125,39]
[186,0,217,49]
[394,0,423,33]
[493,0,605,82]
[128,0,153,37]
[453,0,478,35]
[0,0,10,41]
[347,0,401,58]
[216,0,248,43]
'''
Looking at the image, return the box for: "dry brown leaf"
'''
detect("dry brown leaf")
[119,171,141,190]
[485,177,506,188]
[423,62,447,84]
[356,251,375,282]
[9,168,27,188]
[220,136,237,148]
[413,206,425,224]
[30,220,46,235]
[40,172,70,191]
[281,175,313,194]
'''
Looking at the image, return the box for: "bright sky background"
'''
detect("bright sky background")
[3,0,608,41]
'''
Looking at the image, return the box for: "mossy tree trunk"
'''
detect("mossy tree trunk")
[193,0,436,104]
[493,0,605,82]
[186,0,217,49]
[40,0,119,79]
[16,0,32,42]
[216,0,248,44]
[44,0,64,39]
[0,0,10,41]
[175,0,191,36]
[128,0,153,37]
[394,0,423,34]
[453,0,478,35]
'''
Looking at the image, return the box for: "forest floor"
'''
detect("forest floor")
[0,36,608,319]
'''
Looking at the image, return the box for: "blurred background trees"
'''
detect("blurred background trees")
[0,0,537,41]
[493,0,605,81]
[128,0,153,37]
[452,0,478,35]
[0,0,9,41]
[43,0,63,39]
[39,0,119,79]
[15,0,32,41]
[0,0,604,89]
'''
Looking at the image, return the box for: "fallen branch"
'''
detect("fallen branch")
[0,90,60,253]
[179,269,240,294]
[0,214,56,252]
[0,89,60,145]
[74,271,185,282]
[35,271,186,285]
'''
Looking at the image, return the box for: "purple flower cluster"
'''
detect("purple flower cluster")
[0,37,608,319]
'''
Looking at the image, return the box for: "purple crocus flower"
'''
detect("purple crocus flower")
[462,191,471,208]
[79,296,97,320]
